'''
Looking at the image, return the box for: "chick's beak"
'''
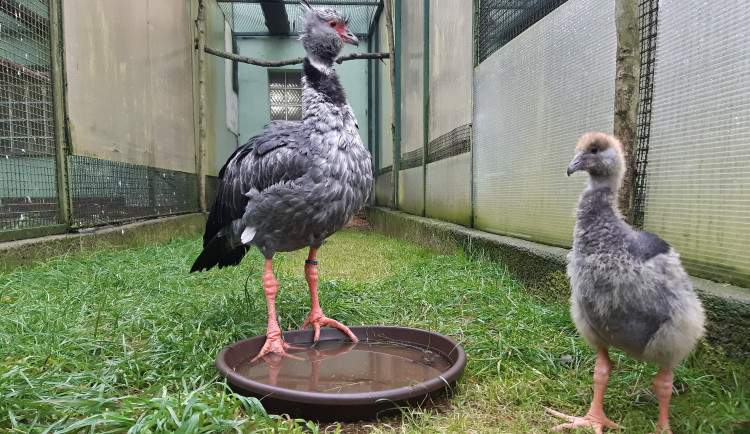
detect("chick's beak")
[341,30,359,46]
[567,153,585,177]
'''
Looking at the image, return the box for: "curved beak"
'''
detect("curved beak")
[567,153,585,176]
[342,30,359,46]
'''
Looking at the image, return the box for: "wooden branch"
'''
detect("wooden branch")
[335,52,390,64]
[383,0,398,203]
[196,0,208,213]
[204,45,389,67]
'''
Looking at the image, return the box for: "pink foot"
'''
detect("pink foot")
[301,311,359,342]
[545,407,620,434]
[251,331,303,362]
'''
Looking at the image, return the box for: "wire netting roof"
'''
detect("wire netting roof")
[476,0,569,64]
[219,1,381,37]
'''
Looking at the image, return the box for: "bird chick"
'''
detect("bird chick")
[547,132,705,434]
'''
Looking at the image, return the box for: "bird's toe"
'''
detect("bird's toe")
[545,407,619,433]
[301,313,359,342]
[252,335,303,362]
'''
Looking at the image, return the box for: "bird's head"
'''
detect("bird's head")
[567,131,626,184]
[299,1,358,68]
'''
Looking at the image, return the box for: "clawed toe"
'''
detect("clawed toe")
[251,336,304,362]
[545,407,619,433]
[301,313,358,342]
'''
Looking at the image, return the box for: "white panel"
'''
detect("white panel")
[425,153,472,225]
[473,0,616,247]
[398,166,424,216]
[429,0,473,141]
[63,1,196,172]
[378,15,393,169]
[225,20,239,135]
[399,1,424,154]
[374,171,394,207]
[643,0,750,286]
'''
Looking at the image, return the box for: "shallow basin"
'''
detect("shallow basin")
[216,326,466,421]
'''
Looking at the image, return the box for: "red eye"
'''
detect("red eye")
[328,20,337,28]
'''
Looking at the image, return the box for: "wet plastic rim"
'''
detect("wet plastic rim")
[216,326,467,405]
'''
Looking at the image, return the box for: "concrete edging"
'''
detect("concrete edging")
[0,213,207,271]
[365,206,750,359]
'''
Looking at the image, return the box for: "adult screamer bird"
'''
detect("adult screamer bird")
[546,132,705,433]
[191,1,372,361]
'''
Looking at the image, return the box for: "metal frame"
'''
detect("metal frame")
[421,0,429,216]
[0,0,70,242]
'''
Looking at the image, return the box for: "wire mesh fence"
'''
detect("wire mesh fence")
[1,0,202,240]
[427,124,471,164]
[633,0,658,229]
[475,0,569,65]
[68,157,199,228]
[0,0,59,232]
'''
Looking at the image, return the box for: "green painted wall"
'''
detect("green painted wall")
[236,37,369,150]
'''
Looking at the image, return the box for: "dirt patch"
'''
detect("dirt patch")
[345,209,372,230]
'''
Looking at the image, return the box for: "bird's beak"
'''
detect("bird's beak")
[567,153,585,176]
[341,30,359,46]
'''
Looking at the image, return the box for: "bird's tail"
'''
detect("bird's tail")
[190,234,249,273]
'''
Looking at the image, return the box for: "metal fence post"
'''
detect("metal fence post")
[49,0,72,229]
[421,0,429,217]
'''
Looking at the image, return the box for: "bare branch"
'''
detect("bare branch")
[204,45,389,67]
[334,52,390,64]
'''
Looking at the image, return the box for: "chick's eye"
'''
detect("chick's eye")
[329,21,337,27]
[590,147,599,154]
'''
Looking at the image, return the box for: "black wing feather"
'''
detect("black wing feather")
[200,121,308,248]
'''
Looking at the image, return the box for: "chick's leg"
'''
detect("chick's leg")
[252,259,299,362]
[300,248,358,342]
[653,367,674,433]
[546,347,619,433]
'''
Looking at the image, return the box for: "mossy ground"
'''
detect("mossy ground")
[1,228,748,432]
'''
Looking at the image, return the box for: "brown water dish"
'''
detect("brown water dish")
[215,326,467,422]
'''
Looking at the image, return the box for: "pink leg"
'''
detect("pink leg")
[300,248,358,342]
[546,347,619,433]
[252,259,300,362]
[653,367,674,434]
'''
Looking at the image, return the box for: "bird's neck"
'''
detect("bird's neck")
[578,181,623,223]
[301,57,350,119]
[302,58,347,106]
[306,53,335,76]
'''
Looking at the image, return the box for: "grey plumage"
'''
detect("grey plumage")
[191,2,371,272]
[567,132,704,368]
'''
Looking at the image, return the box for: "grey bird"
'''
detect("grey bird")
[546,132,705,433]
[191,1,372,361]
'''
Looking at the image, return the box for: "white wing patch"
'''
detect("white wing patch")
[241,226,256,245]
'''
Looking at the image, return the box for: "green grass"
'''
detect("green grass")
[1,228,748,433]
